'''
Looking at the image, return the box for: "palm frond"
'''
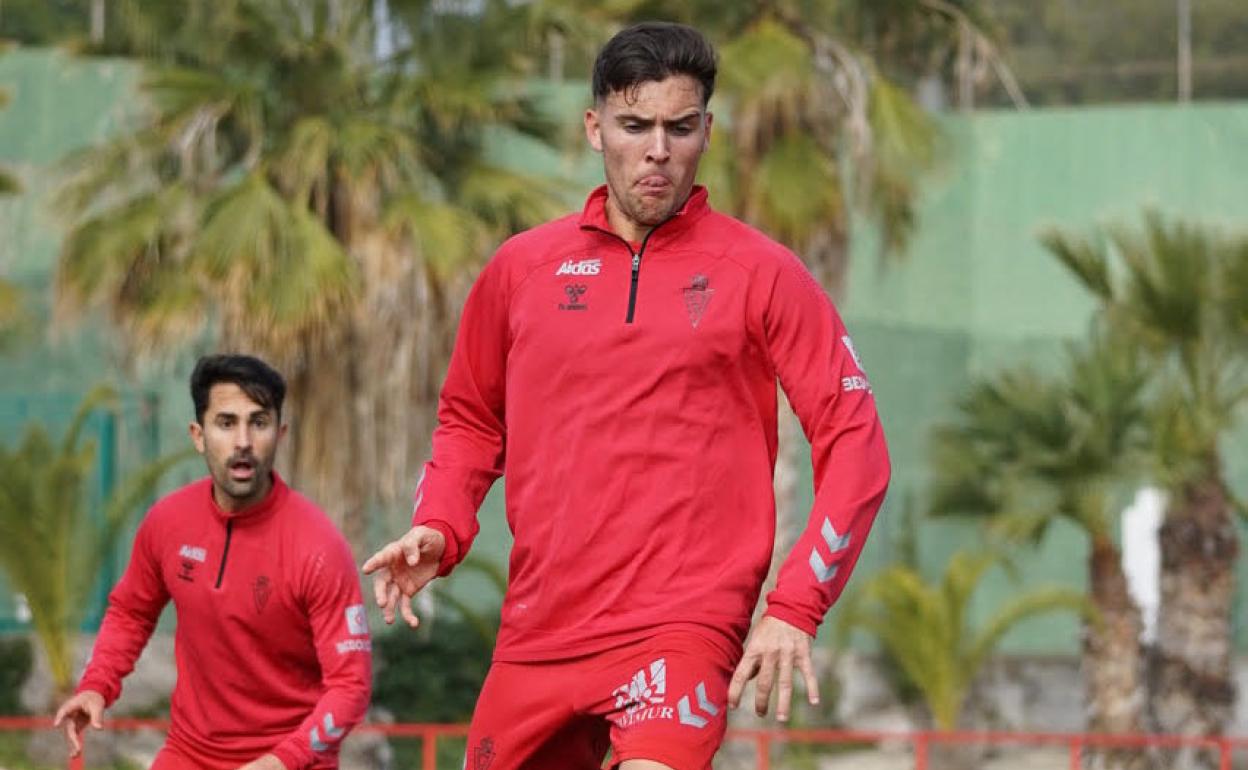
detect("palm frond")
[193,173,357,345]
[54,132,167,221]
[56,183,205,340]
[1110,213,1208,347]
[840,550,1080,731]
[384,195,489,278]
[0,392,185,694]
[966,587,1090,674]
[334,117,422,191]
[272,116,335,202]
[457,163,572,237]
[863,74,939,257]
[1039,227,1115,302]
[76,448,197,610]
[59,385,118,456]
[748,135,843,248]
[931,318,1150,543]
[1221,236,1248,341]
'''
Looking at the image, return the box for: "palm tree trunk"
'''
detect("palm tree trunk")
[1149,465,1238,770]
[284,333,360,537]
[1083,535,1150,770]
[927,703,981,770]
[90,0,105,43]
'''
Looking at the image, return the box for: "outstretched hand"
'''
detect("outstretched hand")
[361,525,446,628]
[727,616,819,722]
[52,690,105,758]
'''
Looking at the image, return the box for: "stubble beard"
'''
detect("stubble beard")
[625,190,679,229]
[210,458,272,509]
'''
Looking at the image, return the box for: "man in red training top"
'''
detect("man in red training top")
[364,21,890,770]
[54,355,371,770]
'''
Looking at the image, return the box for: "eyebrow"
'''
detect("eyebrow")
[615,110,703,127]
[213,408,272,420]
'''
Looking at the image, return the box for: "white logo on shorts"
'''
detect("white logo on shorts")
[612,658,667,714]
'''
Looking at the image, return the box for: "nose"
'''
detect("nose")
[646,127,670,163]
[233,423,254,452]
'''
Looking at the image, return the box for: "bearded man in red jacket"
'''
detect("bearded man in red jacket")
[365,21,890,770]
[55,355,371,770]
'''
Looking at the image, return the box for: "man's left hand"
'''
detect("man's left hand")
[235,754,285,770]
[727,615,819,721]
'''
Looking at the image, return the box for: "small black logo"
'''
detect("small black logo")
[253,575,272,612]
[683,274,714,328]
[177,559,196,583]
[559,283,588,311]
[473,737,495,770]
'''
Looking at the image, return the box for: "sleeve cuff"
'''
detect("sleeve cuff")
[75,679,118,708]
[763,603,820,637]
[270,743,306,770]
[414,519,461,576]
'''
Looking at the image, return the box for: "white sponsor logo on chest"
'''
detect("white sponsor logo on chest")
[555,258,601,276]
[178,545,207,562]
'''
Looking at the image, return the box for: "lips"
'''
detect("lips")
[228,458,255,482]
[636,175,671,190]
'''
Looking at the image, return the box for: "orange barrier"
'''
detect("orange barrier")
[3,716,1246,769]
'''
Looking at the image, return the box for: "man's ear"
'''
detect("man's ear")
[585,107,604,153]
[188,421,206,454]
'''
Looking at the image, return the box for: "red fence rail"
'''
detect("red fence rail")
[3,716,1247,769]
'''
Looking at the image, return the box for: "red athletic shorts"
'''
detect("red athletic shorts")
[464,631,734,770]
[149,740,339,770]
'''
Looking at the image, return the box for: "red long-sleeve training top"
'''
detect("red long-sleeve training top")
[77,474,371,770]
[414,185,890,662]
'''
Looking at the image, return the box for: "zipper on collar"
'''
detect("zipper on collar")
[626,248,642,323]
[215,520,234,589]
[592,218,670,324]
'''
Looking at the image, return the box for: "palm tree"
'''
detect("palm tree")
[931,327,1155,769]
[0,386,189,700]
[838,549,1086,769]
[54,0,569,553]
[1043,213,1248,770]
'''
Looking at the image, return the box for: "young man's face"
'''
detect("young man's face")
[585,74,712,242]
[189,383,286,512]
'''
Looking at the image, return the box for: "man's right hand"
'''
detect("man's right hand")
[361,525,446,628]
[53,690,105,757]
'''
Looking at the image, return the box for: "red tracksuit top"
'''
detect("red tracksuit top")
[414,185,890,662]
[77,474,371,770]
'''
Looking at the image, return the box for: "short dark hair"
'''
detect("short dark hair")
[592,22,717,106]
[190,354,287,424]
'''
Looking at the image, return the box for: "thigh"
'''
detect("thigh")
[467,660,609,770]
[592,633,733,770]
